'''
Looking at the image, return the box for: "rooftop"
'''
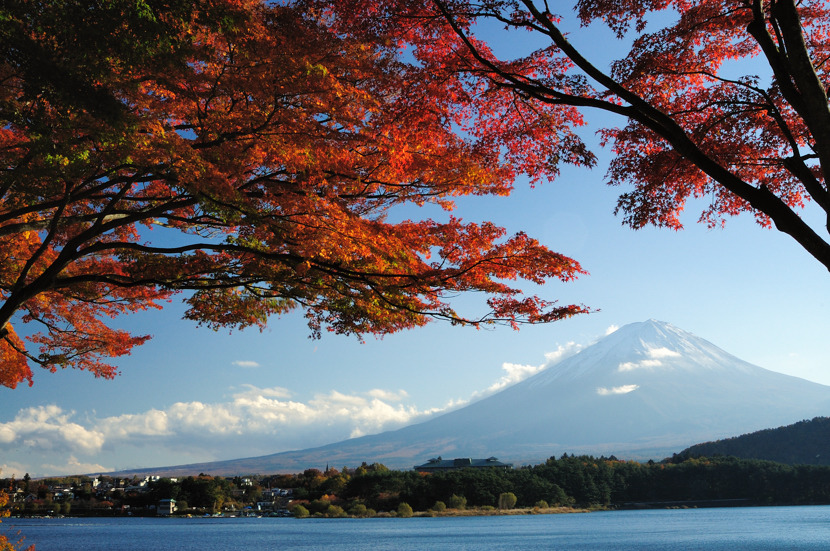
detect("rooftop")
[413,456,512,472]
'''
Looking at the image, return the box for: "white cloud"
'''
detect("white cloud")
[618,346,682,372]
[435,397,469,413]
[647,347,681,359]
[313,390,367,410]
[605,324,620,336]
[471,342,585,399]
[98,409,170,438]
[368,389,408,402]
[477,362,547,396]
[0,461,30,478]
[597,384,639,396]
[0,405,105,454]
[544,342,583,365]
[232,360,260,368]
[40,456,111,476]
[233,384,293,400]
[0,425,15,444]
[618,359,664,372]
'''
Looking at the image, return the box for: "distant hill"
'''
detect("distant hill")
[677,417,830,465]
[110,320,830,477]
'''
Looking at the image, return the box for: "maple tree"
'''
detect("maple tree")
[0,0,588,388]
[0,484,32,551]
[314,0,830,271]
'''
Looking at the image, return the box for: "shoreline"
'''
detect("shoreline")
[10,506,591,520]
[411,506,590,517]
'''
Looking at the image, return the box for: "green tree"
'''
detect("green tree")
[148,478,180,501]
[498,492,517,510]
[348,503,369,517]
[179,476,230,512]
[307,499,331,515]
[325,504,348,518]
[320,475,347,497]
[397,502,414,518]
[447,494,467,510]
[509,469,558,506]
[547,484,572,507]
[291,504,309,518]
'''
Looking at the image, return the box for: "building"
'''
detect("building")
[261,488,292,500]
[157,499,177,516]
[413,456,512,472]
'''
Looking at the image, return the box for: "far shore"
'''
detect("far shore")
[11,506,592,520]
[411,506,590,517]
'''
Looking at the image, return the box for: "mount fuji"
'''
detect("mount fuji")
[118,320,830,475]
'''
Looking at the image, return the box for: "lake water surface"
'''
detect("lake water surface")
[7,505,830,550]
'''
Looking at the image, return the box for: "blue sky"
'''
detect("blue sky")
[1,7,829,478]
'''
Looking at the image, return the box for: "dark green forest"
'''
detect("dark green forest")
[333,455,830,511]
[678,417,830,466]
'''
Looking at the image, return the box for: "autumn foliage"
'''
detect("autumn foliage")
[315,0,830,270]
[10,0,826,391]
[0,487,32,551]
[0,1,588,388]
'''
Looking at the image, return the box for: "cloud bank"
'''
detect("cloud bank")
[0,385,451,477]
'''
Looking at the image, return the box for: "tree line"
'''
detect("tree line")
[677,417,830,466]
[7,454,830,519]
[325,455,830,512]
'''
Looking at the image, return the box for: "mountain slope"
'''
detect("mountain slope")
[436,319,830,450]
[677,416,830,465]
[114,320,830,476]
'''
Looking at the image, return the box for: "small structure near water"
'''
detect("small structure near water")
[157,499,177,516]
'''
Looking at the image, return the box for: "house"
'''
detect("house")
[413,456,512,472]
[261,488,292,500]
[157,499,177,516]
[256,501,278,512]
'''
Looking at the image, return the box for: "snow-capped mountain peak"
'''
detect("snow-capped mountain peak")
[526,319,759,388]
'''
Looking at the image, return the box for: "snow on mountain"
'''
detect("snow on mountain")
[114,320,830,475]
[448,319,830,450]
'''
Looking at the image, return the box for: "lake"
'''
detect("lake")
[6,506,830,550]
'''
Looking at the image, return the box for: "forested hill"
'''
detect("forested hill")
[677,417,830,465]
